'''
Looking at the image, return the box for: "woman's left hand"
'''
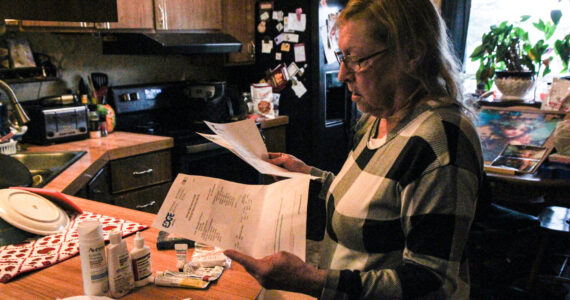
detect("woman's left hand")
[223,249,326,297]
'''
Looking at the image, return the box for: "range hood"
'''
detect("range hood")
[102,32,243,55]
[0,0,117,22]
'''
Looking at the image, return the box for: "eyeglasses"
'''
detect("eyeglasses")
[334,48,389,72]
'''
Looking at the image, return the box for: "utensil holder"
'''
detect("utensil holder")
[0,139,17,155]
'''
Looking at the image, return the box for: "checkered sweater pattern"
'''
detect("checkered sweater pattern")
[311,101,483,300]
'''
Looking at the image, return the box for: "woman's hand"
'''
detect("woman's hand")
[223,249,326,297]
[266,152,311,174]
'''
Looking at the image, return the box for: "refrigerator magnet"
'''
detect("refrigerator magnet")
[257,21,267,33]
[283,33,299,43]
[272,11,284,21]
[262,40,274,54]
[276,52,282,61]
[281,43,291,52]
[291,77,308,98]
[260,11,270,21]
[276,23,284,32]
[294,43,306,62]
[274,33,284,45]
[287,62,300,77]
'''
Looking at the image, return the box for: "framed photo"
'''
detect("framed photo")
[7,38,36,68]
[489,144,549,174]
[476,107,566,164]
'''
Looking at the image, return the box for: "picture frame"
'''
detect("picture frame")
[7,38,36,69]
[488,144,549,174]
[476,107,566,165]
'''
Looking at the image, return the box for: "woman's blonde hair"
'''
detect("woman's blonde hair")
[338,0,465,109]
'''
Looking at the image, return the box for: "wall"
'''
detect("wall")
[2,31,229,102]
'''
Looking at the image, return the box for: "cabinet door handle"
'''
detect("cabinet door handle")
[136,201,156,209]
[132,168,154,176]
[248,41,255,59]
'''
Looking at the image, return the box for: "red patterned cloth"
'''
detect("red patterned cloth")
[0,211,148,282]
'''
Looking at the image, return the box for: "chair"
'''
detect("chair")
[468,173,541,299]
[526,206,570,294]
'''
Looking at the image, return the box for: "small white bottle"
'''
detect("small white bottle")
[107,230,135,298]
[130,231,152,287]
[78,220,109,296]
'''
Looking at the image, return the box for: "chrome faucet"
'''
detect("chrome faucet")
[0,79,30,138]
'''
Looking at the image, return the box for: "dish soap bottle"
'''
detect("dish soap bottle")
[130,231,152,287]
[107,230,135,298]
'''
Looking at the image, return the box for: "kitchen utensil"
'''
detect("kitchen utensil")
[0,153,32,189]
[0,189,70,235]
[91,72,108,91]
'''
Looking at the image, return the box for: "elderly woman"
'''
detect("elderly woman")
[224,0,483,299]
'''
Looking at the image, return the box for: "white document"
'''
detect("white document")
[200,119,314,179]
[286,12,306,32]
[153,174,310,259]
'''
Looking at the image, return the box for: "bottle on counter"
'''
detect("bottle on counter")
[78,220,109,296]
[88,104,101,139]
[107,230,135,298]
[130,231,152,287]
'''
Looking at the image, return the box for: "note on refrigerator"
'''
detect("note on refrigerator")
[153,174,310,259]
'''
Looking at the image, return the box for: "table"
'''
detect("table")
[486,172,570,209]
[0,196,261,300]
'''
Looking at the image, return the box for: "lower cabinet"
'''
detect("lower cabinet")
[79,150,172,214]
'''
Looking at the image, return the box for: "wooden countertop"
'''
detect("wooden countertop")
[21,131,174,195]
[0,196,261,300]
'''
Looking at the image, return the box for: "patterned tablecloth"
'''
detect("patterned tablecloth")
[0,211,148,282]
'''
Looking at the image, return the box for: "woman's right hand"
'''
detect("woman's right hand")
[266,152,311,174]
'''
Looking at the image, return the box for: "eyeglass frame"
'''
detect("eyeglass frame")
[334,48,389,72]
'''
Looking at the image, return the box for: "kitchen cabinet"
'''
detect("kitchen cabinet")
[96,0,154,30]
[79,150,172,214]
[155,0,222,30]
[222,0,255,64]
[109,150,172,213]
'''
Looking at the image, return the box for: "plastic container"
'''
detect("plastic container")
[130,231,152,287]
[107,230,135,298]
[78,220,109,296]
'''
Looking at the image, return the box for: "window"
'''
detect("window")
[463,0,570,93]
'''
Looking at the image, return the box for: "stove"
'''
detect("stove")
[108,81,261,184]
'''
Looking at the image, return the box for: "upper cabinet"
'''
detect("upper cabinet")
[96,0,154,30]
[155,0,222,31]
[222,0,255,64]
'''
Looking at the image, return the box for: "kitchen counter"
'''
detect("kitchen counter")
[21,131,174,195]
[0,195,261,300]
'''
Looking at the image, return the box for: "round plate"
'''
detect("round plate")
[0,189,70,235]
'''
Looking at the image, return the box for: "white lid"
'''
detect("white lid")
[77,220,103,241]
[109,230,122,245]
[134,231,144,248]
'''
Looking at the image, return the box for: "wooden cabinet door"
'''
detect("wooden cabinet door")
[222,0,255,64]
[109,150,172,194]
[155,0,222,30]
[96,0,154,30]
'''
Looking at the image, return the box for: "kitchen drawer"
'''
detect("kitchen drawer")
[114,182,171,214]
[110,150,172,194]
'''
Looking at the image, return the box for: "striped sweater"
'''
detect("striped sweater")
[310,100,483,299]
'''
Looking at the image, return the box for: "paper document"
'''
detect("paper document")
[200,119,312,178]
[153,174,310,259]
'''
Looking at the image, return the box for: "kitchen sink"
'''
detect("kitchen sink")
[10,151,86,187]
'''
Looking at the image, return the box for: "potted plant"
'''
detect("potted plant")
[470,10,568,100]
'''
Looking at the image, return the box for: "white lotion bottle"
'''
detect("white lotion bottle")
[130,231,152,287]
[107,230,135,298]
[78,220,109,296]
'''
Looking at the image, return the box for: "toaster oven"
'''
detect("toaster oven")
[23,104,89,144]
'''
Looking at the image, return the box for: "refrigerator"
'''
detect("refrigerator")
[253,0,355,174]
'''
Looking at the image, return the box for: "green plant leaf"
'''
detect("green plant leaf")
[470,45,485,58]
[520,15,531,22]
